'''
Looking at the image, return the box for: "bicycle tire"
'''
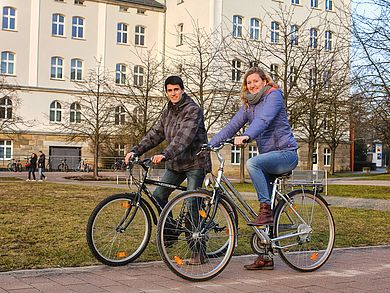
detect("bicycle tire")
[156,191,236,281]
[7,162,15,172]
[57,164,63,172]
[273,189,335,272]
[86,193,152,266]
[64,164,69,172]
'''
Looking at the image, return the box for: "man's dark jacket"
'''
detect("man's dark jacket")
[131,93,211,172]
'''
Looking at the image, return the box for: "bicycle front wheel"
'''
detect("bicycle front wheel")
[86,193,152,266]
[156,191,236,281]
[274,189,335,272]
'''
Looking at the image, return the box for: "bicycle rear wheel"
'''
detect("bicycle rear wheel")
[86,193,152,266]
[156,191,236,281]
[274,189,335,272]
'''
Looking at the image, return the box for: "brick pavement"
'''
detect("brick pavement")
[0,246,389,292]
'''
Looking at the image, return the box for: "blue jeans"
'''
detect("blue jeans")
[153,168,205,210]
[38,167,46,180]
[246,150,298,205]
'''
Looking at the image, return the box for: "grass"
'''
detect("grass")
[0,181,389,272]
[329,173,390,179]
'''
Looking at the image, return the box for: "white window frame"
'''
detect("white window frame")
[52,14,65,36]
[115,63,126,85]
[72,16,84,39]
[134,65,144,86]
[248,146,258,159]
[134,106,143,123]
[135,25,145,46]
[292,0,300,4]
[271,21,279,44]
[231,145,241,165]
[49,100,62,122]
[70,102,81,123]
[270,64,279,82]
[0,97,12,119]
[289,66,298,86]
[0,140,12,159]
[117,23,128,44]
[70,58,83,81]
[233,15,243,38]
[325,0,333,11]
[115,143,125,156]
[1,51,15,75]
[310,28,318,48]
[2,7,16,30]
[177,23,184,46]
[115,105,126,125]
[324,148,331,166]
[325,30,332,51]
[74,0,84,5]
[250,18,260,40]
[323,70,331,88]
[51,57,63,79]
[309,68,317,88]
[311,0,318,8]
[232,59,241,82]
[290,25,299,45]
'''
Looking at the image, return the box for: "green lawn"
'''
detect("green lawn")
[0,182,389,272]
[329,173,390,180]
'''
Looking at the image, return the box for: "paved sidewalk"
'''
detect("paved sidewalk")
[0,246,389,292]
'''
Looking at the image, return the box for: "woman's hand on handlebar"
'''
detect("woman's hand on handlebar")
[234,135,250,146]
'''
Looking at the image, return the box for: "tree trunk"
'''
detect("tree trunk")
[330,147,336,175]
[94,142,99,178]
[307,141,315,170]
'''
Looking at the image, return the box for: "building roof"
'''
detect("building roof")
[115,0,165,10]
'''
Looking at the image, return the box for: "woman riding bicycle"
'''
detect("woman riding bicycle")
[209,67,298,270]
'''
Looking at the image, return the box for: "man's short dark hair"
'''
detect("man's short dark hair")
[164,76,184,91]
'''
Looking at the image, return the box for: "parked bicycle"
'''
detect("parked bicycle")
[77,159,90,172]
[7,158,23,172]
[156,138,335,281]
[57,158,69,172]
[111,159,126,171]
[86,157,228,266]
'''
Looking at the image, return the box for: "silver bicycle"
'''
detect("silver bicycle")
[156,139,335,281]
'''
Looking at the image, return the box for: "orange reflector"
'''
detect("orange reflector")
[121,202,131,208]
[174,255,184,266]
[199,210,206,218]
[117,251,127,258]
[226,228,229,235]
[310,252,319,260]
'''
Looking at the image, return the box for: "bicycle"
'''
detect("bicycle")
[86,157,226,266]
[7,159,22,172]
[77,159,90,172]
[111,159,126,171]
[57,158,69,172]
[156,138,335,281]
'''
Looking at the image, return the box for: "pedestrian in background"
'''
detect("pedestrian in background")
[37,150,47,182]
[26,153,38,181]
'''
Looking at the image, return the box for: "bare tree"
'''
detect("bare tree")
[0,75,24,132]
[57,59,119,178]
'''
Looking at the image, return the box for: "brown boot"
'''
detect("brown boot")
[244,255,274,270]
[247,203,273,226]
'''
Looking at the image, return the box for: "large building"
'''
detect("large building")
[0,0,351,173]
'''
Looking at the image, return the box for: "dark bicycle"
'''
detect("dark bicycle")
[7,158,23,172]
[57,158,69,172]
[111,159,126,171]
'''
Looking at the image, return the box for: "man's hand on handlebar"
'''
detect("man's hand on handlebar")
[124,152,136,165]
[152,154,165,165]
[234,135,250,146]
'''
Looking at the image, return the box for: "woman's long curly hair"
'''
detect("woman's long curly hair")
[240,67,278,110]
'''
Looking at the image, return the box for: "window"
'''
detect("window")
[323,70,331,88]
[325,30,332,51]
[134,65,144,86]
[117,23,128,44]
[119,6,128,12]
[292,0,300,4]
[250,18,260,40]
[231,146,240,165]
[311,0,318,8]
[271,21,279,43]
[72,16,84,38]
[0,97,12,119]
[289,66,298,86]
[290,25,299,45]
[325,0,333,11]
[51,57,63,79]
[135,25,145,46]
[248,146,258,159]
[49,101,62,122]
[233,15,242,38]
[309,68,317,88]
[115,63,126,84]
[232,59,241,82]
[115,105,125,125]
[2,7,16,30]
[177,23,184,46]
[270,64,279,82]
[74,0,84,4]
[134,107,143,123]
[52,14,65,36]
[137,9,146,14]
[1,51,15,75]
[309,28,318,48]
[249,61,259,68]
[323,148,331,166]
[0,140,12,159]
[70,102,81,123]
[115,144,125,156]
[70,58,83,81]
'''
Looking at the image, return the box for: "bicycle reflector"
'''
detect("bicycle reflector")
[174,255,184,266]
[121,201,131,208]
[117,251,127,258]
[310,252,319,260]
[199,210,207,218]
